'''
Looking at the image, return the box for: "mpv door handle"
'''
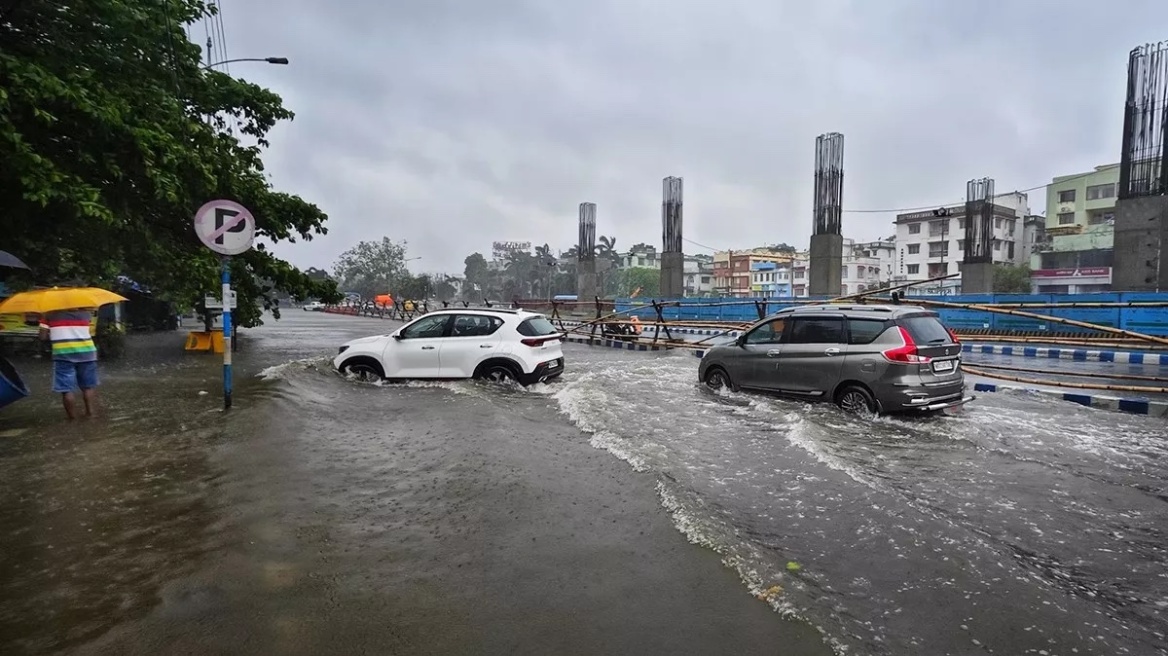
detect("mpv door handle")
[824,347,840,356]
[421,345,435,350]
[766,349,781,357]
[479,344,493,348]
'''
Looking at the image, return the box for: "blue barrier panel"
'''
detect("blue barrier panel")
[616,293,1168,336]
[1117,292,1168,336]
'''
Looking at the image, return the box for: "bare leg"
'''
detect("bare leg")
[81,388,98,417]
[61,392,77,420]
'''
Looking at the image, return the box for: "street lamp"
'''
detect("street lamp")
[202,57,289,70]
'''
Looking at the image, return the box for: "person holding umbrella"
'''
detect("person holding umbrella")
[0,286,127,419]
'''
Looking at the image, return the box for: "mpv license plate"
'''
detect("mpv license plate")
[932,359,955,373]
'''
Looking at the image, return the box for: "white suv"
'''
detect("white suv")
[333,308,566,385]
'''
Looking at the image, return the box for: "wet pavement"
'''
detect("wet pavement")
[2,311,1167,655]
[0,313,829,656]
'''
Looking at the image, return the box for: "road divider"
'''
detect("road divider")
[970,382,1168,418]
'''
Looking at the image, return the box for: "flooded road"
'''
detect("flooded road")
[0,313,827,656]
[2,311,1166,655]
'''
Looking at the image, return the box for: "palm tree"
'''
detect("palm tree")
[596,235,617,260]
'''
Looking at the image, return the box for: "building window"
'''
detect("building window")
[907,244,920,254]
[1089,211,1114,225]
[958,218,966,230]
[1059,190,1076,203]
[1007,219,1016,236]
[993,239,1001,251]
[842,266,849,278]
[1057,212,1075,225]
[906,264,920,275]
[928,241,949,258]
[1008,242,1015,259]
[908,223,921,234]
[995,218,1003,229]
[1086,183,1115,200]
[957,239,965,251]
[928,263,948,277]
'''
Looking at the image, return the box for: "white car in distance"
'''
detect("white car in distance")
[333,308,566,385]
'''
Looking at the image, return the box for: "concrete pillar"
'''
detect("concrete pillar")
[808,234,843,297]
[960,262,994,294]
[577,259,598,301]
[660,252,684,298]
[1112,195,1166,291]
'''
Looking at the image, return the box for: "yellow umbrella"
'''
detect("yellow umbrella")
[0,287,129,314]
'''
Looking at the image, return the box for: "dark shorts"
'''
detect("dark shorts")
[53,360,99,393]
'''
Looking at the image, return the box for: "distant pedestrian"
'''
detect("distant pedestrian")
[38,308,100,419]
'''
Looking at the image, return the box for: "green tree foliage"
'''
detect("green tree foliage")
[993,264,1033,294]
[431,276,458,301]
[332,237,408,299]
[613,267,660,297]
[0,0,338,327]
[463,253,488,297]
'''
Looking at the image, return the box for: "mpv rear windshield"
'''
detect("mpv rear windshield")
[900,314,951,344]
[517,317,559,336]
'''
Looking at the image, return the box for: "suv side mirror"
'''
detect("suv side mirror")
[392,332,404,340]
[735,334,747,347]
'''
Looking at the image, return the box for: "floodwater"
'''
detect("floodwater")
[1,311,1166,655]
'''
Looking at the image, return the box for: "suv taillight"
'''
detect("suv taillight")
[881,326,932,364]
[521,335,561,347]
[947,327,960,344]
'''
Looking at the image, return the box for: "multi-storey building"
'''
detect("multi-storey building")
[789,238,894,297]
[683,255,714,296]
[713,249,797,297]
[1030,163,1118,294]
[750,261,792,297]
[893,191,1030,293]
[618,245,661,270]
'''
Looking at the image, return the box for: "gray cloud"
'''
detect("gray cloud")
[218,0,1164,274]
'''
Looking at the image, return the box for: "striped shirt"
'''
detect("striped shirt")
[39,310,98,362]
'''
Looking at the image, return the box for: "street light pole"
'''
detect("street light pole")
[202,57,289,70]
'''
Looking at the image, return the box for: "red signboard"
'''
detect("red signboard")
[1031,267,1110,278]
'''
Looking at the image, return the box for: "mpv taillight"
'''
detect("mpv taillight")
[521,335,561,347]
[947,327,960,343]
[881,326,932,364]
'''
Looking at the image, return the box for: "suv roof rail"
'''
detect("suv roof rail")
[455,305,521,313]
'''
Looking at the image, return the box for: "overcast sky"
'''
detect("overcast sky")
[210,0,1162,275]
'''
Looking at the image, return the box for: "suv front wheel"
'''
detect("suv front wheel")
[836,385,877,415]
[703,367,738,392]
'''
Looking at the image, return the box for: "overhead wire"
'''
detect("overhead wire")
[680,167,1108,253]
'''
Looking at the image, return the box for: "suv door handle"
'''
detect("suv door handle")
[421,345,435,350]
[479,344,493,348]
[824,347,840,356]
[766,349,781,357]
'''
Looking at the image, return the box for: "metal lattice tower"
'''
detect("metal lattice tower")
[578,202,596,260]
[1119,41,1168,199]
[662,177,684,253]
[963,178,995,264]
[812,133,845,235]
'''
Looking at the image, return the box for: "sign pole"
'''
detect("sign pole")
[193,199,255,412]
[221,255,233,410]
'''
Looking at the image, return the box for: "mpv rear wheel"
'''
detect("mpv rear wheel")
[837,385,877,415]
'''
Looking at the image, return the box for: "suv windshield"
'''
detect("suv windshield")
[900,314,951,344]
[517,316,559,336]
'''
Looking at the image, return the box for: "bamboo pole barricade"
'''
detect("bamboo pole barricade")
[877,297,1168,348]
[962,365,1168,395]
[966,361,1168,384]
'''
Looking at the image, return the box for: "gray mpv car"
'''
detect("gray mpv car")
[698,304,974,415]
